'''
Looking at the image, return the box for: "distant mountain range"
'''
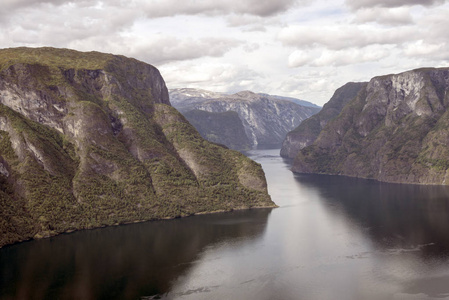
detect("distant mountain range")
[170,88,321,150]
[257,93,320,108]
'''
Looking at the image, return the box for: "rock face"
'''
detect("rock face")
[0,47,275,248]
[291,67,449,185]
[170,88,320,149]
[182,110,251,150]
[281,82,367,158]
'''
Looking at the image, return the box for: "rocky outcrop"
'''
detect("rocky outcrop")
[0,47,275,248]
[292,67,449,185]
[170,88,320,149]
[281,82,367,158]
[182,110,251,150]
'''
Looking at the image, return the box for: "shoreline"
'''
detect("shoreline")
[0,204,278,249]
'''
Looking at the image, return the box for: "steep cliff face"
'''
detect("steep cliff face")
[292,68,449,185]
[281,82,367,158]
[0,47,275,247]
[170,88,320,149]
[182,110,251,150]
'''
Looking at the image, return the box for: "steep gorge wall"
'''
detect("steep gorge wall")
[171,89,320,149]
[0,47,275,247]
[292,68,449,185]
[281,82,366,158]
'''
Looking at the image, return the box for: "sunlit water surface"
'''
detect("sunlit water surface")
[2,149,449,299]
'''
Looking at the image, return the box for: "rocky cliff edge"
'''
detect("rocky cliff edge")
[292,68,449,185]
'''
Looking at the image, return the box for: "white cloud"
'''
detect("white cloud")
[404,40,444,57]
[288,50,313,68]
[313,47,389,66]
[226,14,263,27]
[353,7,414,25]
[288,46,389,67]
[278,25,414,50]
[159,62,263,93]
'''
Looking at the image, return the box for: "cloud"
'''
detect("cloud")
[287,50,312,68]
[278,25,414,50]
[129,36,241,65]
[226,14,263,27]
[288,46,389,67]
[404,40,444,57]
[142,0,298,18]
[3,0,299,17]
[313,47,389,66]
[159,62,263,92]
[3,0,67,10]
[346,0,447,10]
[353,7,414,25]
[0,1,139,42]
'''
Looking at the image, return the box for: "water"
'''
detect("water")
[2,149,449,299]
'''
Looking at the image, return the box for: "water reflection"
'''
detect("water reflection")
[4,149,449,300]
[295,174,449,258]
[0,209,272,300]
[293,173,449,299]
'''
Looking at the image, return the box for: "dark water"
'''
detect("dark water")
[3,149,449,299]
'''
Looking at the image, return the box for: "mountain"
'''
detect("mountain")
[257,93,320,108]
[290,67,449,185]
[0,47,275,248]
[169,88,321,149]
[281,82,367,158]
[182,110,251,150]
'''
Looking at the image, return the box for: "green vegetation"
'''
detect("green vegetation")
[0,47,113,72]
[292,68,449,185]
[0,47,274,248]
[183,110,251,150]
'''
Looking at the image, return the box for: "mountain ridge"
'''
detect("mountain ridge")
[289,67,449,185]
[170,88,320,149]
[0,47,275,247]
[281,82,367,158]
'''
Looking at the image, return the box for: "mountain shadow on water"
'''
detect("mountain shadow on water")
[0,208,273,300]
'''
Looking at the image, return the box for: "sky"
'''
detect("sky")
[1,0,449,106]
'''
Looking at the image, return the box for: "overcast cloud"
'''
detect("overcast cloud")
[1,0,449,105]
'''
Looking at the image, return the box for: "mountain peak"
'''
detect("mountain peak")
[233,90,257,98]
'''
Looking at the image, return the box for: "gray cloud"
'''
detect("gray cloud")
[5,0,299,18]
[130,36,242,65]
[346,0,447,10]
[3,0,67,10]
[0,1,140,46]
[142,0,298,18]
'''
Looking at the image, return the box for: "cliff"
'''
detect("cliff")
[281,82,367,158]
[182,110,251,150]
[170,88,320,149]
[291,67,449,185]
[0,47,275,247]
